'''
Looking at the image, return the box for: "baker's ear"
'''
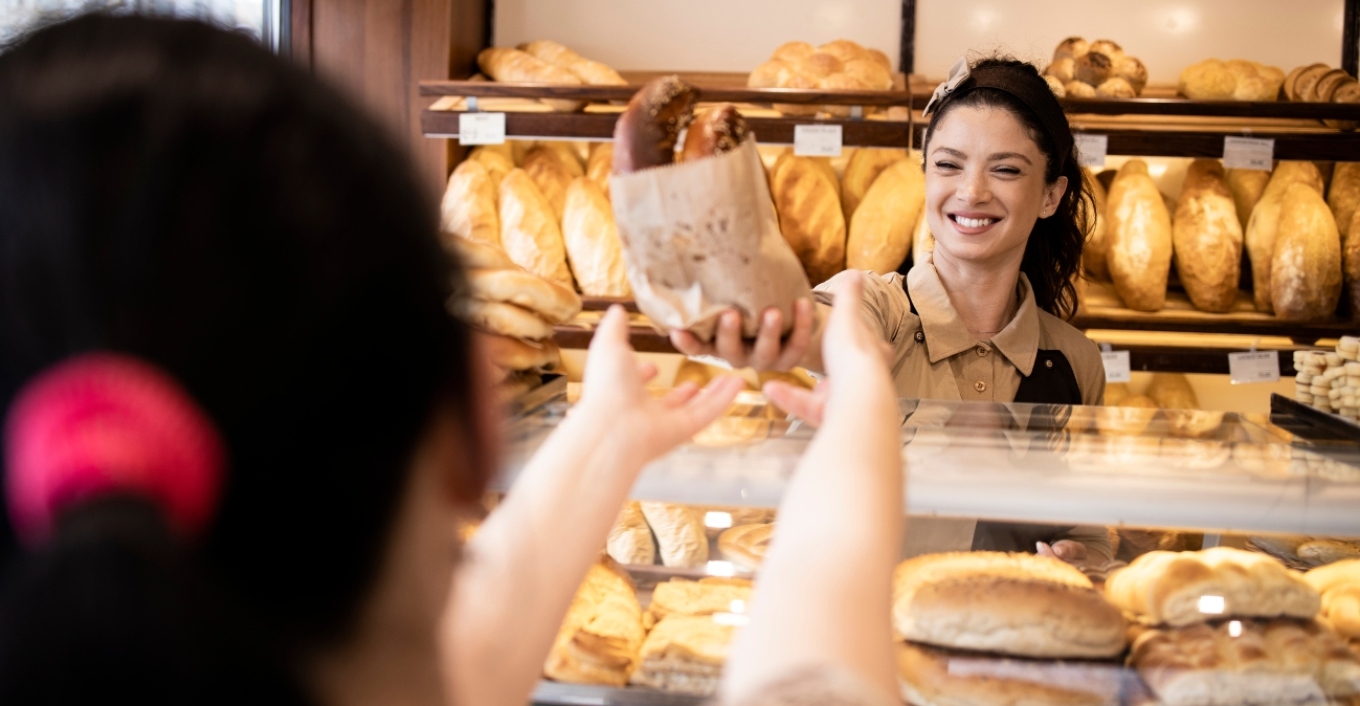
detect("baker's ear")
[1040,175,1068,219]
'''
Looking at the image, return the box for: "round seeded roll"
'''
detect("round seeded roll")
[892,552,1127,658]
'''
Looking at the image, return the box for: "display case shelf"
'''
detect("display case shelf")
[501,390,1360,538]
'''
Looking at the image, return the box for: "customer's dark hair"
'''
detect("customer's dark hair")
[0,14,485,705]
[922,57,1094,320]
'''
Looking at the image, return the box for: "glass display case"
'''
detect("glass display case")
[502,383,1360,706]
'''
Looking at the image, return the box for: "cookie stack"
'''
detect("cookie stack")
[1108,547,1360,705]
[1293,336,1360,420]
[448,236,580,397]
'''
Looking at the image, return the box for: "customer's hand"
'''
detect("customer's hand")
[760,273,891,426]
[669,299,817,372]
[577,305,744,467]
[1037,540,1088,565]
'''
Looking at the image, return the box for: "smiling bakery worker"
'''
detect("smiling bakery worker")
[673,57,1111,565]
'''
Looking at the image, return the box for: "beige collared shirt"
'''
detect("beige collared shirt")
[814,259,1105,406]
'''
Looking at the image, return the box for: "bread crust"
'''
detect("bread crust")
[481,333,561,372]
[1106,547,1321,627]
[606,501,655,566]
[467,267,581,323]
[846,157,924,274]
[771,151,847,285]
[458,298,554,340]
[544,557,645,686]
[1106,160,1173,311]
[1307,559,1360,639]
[440,159,500,245]
[1271,182,1342,321]
[477,47,584,112]
[896,642,1123,706]
[717,523,773,571]
[1173,160,1242,312]
[499,168,574,286]
[679,104,750,163]
[639,502,708,569]
[1246,161,1325,312]
[892,552,1126,659]
[562,177,631,298]
[611,75,697,174]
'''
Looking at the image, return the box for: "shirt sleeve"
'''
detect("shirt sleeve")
[1058,524,1115,565]
[812,270,911,351]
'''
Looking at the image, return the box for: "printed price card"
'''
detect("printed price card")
[1101,350,1131,383]
[1074,133,1108,168]
[794,124,843,157]
[458,112,506,145]
[1222,137,1274,171]
[1228,350,1280,384]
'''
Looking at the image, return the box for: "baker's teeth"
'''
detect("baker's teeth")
[956,216,995,228]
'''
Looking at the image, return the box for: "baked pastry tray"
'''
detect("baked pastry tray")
[501,390,1360,539]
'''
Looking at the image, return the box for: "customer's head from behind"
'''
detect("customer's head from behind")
[0,14,492,705]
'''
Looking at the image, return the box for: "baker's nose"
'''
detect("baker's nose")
[956,167,990,205]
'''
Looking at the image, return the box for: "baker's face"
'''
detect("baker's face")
[924,105,1067,270]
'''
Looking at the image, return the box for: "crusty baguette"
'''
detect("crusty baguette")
[1172,159,1242,312]
[1245,161,1325,312]
[845,157,923,274]
[1105,547,1320,627]
[562,177,631,298]
[840,147,907,222]
[1105,160,1173,311]
[476,47,584,112]
[440,159,499,245]
[1270,181,1342,321]
[770,151,847,285]
[499,168,574,286]
[518,39,626,86]
[522,145,575,221]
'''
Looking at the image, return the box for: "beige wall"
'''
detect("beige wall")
[496,0,1345,82]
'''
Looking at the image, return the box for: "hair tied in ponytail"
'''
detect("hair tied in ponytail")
[4,354,225,547]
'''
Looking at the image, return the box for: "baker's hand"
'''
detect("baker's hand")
[1037,540,1089,565]
[669,299,817,372]
[759,273,892,427]
[578,305,744,468]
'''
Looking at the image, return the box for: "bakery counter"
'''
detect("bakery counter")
[500,389,1360,539]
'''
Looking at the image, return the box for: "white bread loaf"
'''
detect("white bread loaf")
[561,177,631,298]
[846,158,924,274]
[521,145,575,222]
[606,501,655,566]
[1105,547,1320,627]
[585,142,612,198]
[1226,167,1270,230]
[440,159,499,245]
[1270,181,1342,321]
[770,152,846,285]
[840,147,907,222]
[1245,161,1325,312]
[639,503,708,569]
[1106,160,1173,311]
[1130,618,1360,706]
[1306,559,1360,639]
[1172,159,1243,312]
[468,146,514,188]
[476,47,584,112]
[498,168,573,287]
[897,641,1124,706]
[892,552,1127,658]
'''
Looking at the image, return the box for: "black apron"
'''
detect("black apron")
[902,280,1082,553]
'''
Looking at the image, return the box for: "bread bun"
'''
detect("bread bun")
[772,40,815,63]
[1053,36,1089,62]
[1065,79,1097,98]
[1095,77,1136,98]
[476,47,584,112]
[469,146,514,187]
[1046,56,1076,83]
[717,523,773,571]
[1113,55,1148,94]
[1179,59,1236,100]
[1106,547,1320,626]
[1043,74,1066,98]
[1074,52,1113,86]
[1294,63,1334,101]
[611,75,696,174]
[1087,39,1124,61]
[518,39,626,87]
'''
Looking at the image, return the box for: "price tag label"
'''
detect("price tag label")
[1101,350,1131,383]
[1074,133,1108,168]
[1222,137,1274,171]
[1228,350,1280,384]
[793,124,842,157]
[458,112,506,145]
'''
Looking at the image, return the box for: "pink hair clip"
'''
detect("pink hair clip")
[4,354,225,547]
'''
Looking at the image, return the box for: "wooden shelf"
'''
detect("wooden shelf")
[418,79,914,107]
[422,108,911,147]
[1077,281,1354,342]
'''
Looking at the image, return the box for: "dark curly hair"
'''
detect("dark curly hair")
[922,58,1095,320]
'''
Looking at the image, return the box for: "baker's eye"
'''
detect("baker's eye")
[934,161,960,171]
[994,166,1021,176]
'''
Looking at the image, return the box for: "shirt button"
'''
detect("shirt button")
[1045,359,1054,369]
[977,346,989,357]
[914,331,925,343]
[975,381,986,392]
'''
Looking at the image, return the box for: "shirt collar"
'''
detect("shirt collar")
[907,257,1041,376]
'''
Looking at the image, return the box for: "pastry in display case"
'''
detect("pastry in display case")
[501,382,1360,704]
